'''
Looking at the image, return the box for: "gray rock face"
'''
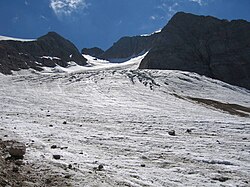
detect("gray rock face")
[82,47,104,57]
[139,12,250,90]
[0,32,87,74]
[99,34,158,62]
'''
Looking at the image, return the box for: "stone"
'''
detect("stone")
[141,164,146,167]
[8,142,26,159]
[51,145,57,149]
[212,176,230,182]
[64,174,71,179]
[53,155,61,160]
[168,130,176,136]
[12,166,19,172]
[98,164,104,171]
[15,160,24,166]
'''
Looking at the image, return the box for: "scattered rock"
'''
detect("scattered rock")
[168,130,175,136]
[53,155,61,160]
[8,142,26,159]
[141,164,146,167]
[46,114,51,117]
[97,164,104,171]
[212,176,230,182]
[242,137,247,140]
[186,129,192,133]
[45,179,52,184]
[64,174,71,179]
[15,160,24,166]
[49,125,53,127]
[63,121,67,124]
[12,166,19,172]
[60,146,68,150]
[4,135,8,137]
[51,145,57,149]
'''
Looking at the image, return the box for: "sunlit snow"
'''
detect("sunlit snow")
[0,54,249,186]
[0,35,36,42]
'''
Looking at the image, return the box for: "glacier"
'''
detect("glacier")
[0,54,249,186]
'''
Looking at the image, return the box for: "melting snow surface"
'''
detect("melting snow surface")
[41,53,147,74]
[0,54,250,186]
[0,35,36,42]
[140,29,162,37]
[40,56,61,60]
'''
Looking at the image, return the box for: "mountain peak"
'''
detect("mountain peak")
[0,31,86,74]
[38,31,66,41]
[139,12,250,89]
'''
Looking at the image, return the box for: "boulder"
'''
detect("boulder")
[8,142,26,159]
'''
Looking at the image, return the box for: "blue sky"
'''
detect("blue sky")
[1,0,250,50]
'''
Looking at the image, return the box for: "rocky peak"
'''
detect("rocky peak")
[139,12,250,90]
[0,32,86,74]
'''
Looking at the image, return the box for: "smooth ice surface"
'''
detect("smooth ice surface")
[0,54,249,186]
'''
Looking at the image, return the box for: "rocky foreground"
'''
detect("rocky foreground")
[0,139,71,187]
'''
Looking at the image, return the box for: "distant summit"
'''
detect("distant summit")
[139,12,250,89]
[0,32,86,74]
[82,47,104,57]
[82,33,159,63]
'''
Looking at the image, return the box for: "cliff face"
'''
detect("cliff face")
[139,12,250,89]
[0,32,86,74]
[92,34,158,62]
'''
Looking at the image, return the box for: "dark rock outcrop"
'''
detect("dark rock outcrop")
[99,34,158,62]
[139,12,250,90]
[82,47,104,57]
[0,32,87,74]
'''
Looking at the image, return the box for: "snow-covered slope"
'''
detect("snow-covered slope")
[0,55,249,186]
[140,29,162,37]
[0,35,36,42]
[40,53,147,74]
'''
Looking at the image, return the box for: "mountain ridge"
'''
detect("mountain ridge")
[0,32,86,74]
